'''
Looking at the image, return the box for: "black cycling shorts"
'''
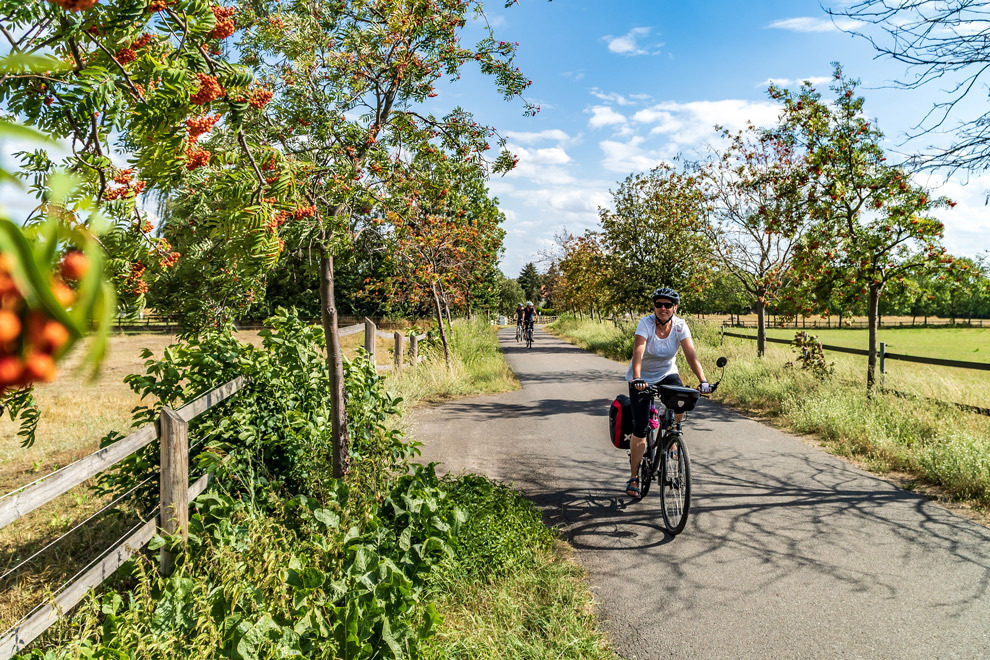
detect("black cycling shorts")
[628,373,683,437]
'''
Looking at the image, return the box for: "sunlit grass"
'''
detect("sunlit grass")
[386,318,519,407]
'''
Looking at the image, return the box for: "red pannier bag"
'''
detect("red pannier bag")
[608,394,632,449]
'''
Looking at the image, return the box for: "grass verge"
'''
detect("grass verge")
[386,318,519,407]
[549,316,990,514]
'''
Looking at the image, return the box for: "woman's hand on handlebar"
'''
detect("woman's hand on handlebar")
[698,382,713,395]
[632,378,647,391]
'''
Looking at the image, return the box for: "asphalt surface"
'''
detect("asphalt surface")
[411,326,990,659]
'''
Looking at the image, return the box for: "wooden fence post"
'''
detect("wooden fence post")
[364,318,376,362]
[159,406,189,577]
[410,334,419,365]
[879,341,886,387]
[394,331,404,368]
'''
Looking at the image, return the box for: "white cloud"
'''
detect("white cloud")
[600,136,668,173]
[917,172,990,259]
[590,88,638,106]
[755,76,832,89]
[503,129,572,145]
[504,143,575,185]
[767,16,864,32]
[602,27,661,56]
[588,105,627,128]
[633,99,781,147]
[562,71,586,81]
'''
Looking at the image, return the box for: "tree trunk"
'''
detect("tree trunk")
[319,251,349,478]
[755,296,766,357]
[866,283,881,398]
[432,284,452,369]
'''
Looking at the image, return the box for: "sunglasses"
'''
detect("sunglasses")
[654,301,675,309]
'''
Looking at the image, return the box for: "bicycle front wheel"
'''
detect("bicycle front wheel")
[660,435,691,535]
[526,328,533,348]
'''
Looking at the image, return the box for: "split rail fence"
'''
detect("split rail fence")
[0,319,426,659]
[721,328,990,417]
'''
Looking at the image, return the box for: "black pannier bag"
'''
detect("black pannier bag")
[609,394,632,449]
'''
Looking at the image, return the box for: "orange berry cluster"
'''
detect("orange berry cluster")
[131,33,153,49]
[186,114,220,142]
[190,73,224,105]
[247,87,273,109]
[116,48,137,64]
[261,157,277,171]
[184,146,211,170]
[159,251,181,268]
[127,261,148,295]
[147,0,172,12]
[141,220,154,233]
[0,253,87,391]
[103,171,146,201]
[47,0,99,11]
[209,6,236,40]
[292,205,315,220]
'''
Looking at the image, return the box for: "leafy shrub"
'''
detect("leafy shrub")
[786,331,834,379]
[436,474,553,578]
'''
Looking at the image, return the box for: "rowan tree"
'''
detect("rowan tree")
[774,65,954,393]
[212,0,532,475]
[0,0,283,318]
[369,147,506,369]
[554,232,610,320]
[700,125,811,355]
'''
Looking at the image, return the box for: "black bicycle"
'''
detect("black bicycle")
[525,321,534,348]
[637,357,727,535]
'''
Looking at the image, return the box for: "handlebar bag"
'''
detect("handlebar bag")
[609,394,632,449]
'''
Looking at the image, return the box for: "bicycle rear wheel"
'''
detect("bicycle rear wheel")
[515,326,522,342]
[659,435,691,535]
[526,327,533,348]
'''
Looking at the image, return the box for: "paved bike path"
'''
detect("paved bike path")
[411,326,990,659]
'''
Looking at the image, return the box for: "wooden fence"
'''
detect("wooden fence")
[726,318,987,330]
[721,329,990,417]
[0,319,427,659]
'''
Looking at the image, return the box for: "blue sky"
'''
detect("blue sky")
[434,0,990,278]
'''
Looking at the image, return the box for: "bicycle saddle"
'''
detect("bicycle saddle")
[657,384,701,412]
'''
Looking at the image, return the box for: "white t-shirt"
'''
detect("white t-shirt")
[625,314,692,382]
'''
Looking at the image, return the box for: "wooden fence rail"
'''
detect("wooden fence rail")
[0,319,428,658]
[726,318,987,330]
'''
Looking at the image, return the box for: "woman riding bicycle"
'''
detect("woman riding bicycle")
[625,287,711,498]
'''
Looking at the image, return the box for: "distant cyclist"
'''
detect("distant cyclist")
[515,302,525,329]
[523,301,538,339]
[624,287,710,498]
